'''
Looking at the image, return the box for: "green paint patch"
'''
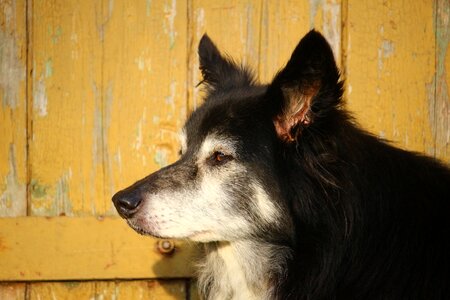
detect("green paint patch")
[146,0,152,16]
[45,58,53,77]
[30,179,48,198]
[63,282,81,289]
[51,26,63,44]
[154,149,168,168]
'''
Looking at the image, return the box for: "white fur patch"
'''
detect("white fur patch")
[253,183,280,223]
[198,134,237,162]
[198,241,290,299]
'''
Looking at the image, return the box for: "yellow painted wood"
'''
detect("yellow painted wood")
[188,0,262,111]
[0,283,26,300]
[28,280,187,300]
[115,280,186,300]
[345,0,437,158]
[259,0,342,83]
[434,0,450,162]
[104,0,188,210]
[0,217,198,280]
[27,280,186,300]
[0,0,27,217]
[29,0,105,216]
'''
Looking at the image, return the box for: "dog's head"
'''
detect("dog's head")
[112,30,343,243]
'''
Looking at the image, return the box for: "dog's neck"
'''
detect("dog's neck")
[197,240,290,300]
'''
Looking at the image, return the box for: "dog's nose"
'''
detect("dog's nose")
[112,189,143,218]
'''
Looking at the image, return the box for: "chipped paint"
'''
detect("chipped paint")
[55,170,73,216]
[192,7,205,110]
[45,58,53,77]
[163,0,177,49]
[0,144,26,217]
[432,0,450,161]
[165,80,177,107]
[30,179,48,199]
[135,54,152,72]
[33,75,48,117]
[0,29,25,109]
[50,26,63,44]
[146,0,152,16]
[154,147,169,168]
[377,39,395,71]
[309,0,324,29]
[322,0,341,63]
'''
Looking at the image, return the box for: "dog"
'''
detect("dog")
[112,30,450,299]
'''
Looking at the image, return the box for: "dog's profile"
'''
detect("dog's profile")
[112,30,450,299]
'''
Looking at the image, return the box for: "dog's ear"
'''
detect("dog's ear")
[198,34,254,92]
[268,30,343,142]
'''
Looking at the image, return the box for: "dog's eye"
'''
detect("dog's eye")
[210,151,232,165]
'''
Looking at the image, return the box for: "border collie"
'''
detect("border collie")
[112,30,450,299]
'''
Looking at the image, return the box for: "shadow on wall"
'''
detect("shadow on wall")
[152,239,203,300]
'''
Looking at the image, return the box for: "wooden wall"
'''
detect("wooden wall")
[0,0,449,298]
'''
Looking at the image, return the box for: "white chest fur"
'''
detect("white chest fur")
[198,241,283,300]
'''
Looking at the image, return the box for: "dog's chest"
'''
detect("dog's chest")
[202,242,269,300]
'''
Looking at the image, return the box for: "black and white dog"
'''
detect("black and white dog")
[112,30,450,299]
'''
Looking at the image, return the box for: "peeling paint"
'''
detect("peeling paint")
[135,54,152,72]
[192,7,205,110]
[30,179,48,199]
[55,170,73,216]
[50,26,63,44]
[0,144,26,217]
[154,148,169,168]
[33,75,48,117]
[133,109,147,151]
[104,82,114,205]
[0,29,25,109]
[163,0,177,49]
[165,80,177,107]
[45,58,53,77]
[432,0,450,161]
[377,39,395,72]
[92,83,103,166]
[146,0,152,16]
[322,1,341,62]
[309,0,324,29]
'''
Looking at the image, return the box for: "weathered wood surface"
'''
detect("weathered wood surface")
[0,216,198,281]
[0,0,448,299]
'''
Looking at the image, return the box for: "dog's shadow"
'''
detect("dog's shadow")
[151,239,202,299]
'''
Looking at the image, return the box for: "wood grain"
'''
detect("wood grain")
[0,217,197,281]
[0,0,27,217]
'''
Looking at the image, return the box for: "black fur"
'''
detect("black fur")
[195,30,450,299]
[113,30,450,299]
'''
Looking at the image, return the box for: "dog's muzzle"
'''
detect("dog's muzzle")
[112,187,143,219]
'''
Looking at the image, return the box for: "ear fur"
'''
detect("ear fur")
[198,34,255,92]
[268,30,343,142]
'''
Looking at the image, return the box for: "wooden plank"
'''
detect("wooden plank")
[29,0,104,216]
[345,0,436,156]
[104,0,189,207]
[259,0,342,83]
[0,0,27,216]
[115,280,186,300]
[0,217,198,281]
[28,280,187,300]
[188,0,262,111]
[434,0,450,162]
[0,283,26,300]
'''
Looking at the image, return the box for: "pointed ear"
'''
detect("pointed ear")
[268,30,343,142]
[198,34,254,92]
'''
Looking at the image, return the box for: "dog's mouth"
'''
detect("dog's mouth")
[126,219,216,241]
[126,219,165,238]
